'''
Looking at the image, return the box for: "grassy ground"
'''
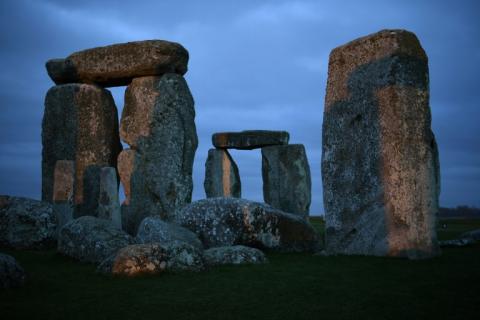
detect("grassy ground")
[1,219,479,320]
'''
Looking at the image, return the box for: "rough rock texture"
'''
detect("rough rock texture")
[0,253,26,289]
[212,130,289,150]
[204,245,267,266]
[42,84,122,211]
[119,74,198,234]
[204,148,241,198]
[174,198,319,252]
[0,195,57,249]
[46,40,189,87]
[97,242,204,275]
[58,216,134,263]
[52,160,75,230]
[262,144,311,218]
[322,29,440,259]
[136,216,203,250]
[117,149,135,205]
[98,167,121,229]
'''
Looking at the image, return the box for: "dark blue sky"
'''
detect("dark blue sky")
[0,0,479,213]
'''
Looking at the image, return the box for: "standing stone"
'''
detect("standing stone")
[46,40,189,87]
[119,74,198,233]
[98,167,122,229]
[262,144,311,218]
[52,160,75,230]
[204,148,241,198]
[322,29,440,259]
[212,130,289,150]
[42,84,122,211]
[117,149,135,205]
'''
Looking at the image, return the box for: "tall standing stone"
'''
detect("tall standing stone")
[52,160,75,230]
[204,148,241,198]
[98,167,122,229]
[262,144,311,218]
[322,29,440,259]
[42,84,122,211]
[119,74,197,233]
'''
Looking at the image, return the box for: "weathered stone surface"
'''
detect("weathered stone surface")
[52,160,75,230]
[204,245,267,266]
[117,149,135,205]
[58,216,134,264]
[46,40,189,87]
[42,84,122,212]
[262,144,311,218]
[174,198,319,252]
[0,253,26,289]
[97,241,204,275]
[136,216,203,250]
[322,29,440,259]
[204,148,241,198]
[0,196,57,249]
[98,167,121,229]
[212,130,289,150]
[119,74,198,233]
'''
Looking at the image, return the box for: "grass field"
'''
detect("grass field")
[1,218,479,320]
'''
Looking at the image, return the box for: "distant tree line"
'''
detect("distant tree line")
[439,206,480,219]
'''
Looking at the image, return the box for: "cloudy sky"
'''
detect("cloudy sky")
[0,0,479,214]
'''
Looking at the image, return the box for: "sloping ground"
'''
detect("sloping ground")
[1,219,479,320]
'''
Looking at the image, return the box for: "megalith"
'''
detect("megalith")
[204,148,241,198]
[262,144,311,218]
[52,160,75,229]
[42,84,122,209]
[46,40,189,87]
[98,167,122,229]
[212,130,289,150]
[119,74,198,233]
[322,29,440,259]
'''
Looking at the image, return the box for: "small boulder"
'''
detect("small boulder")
[204,246,267,266]
[58,216,134,264]
[174,198,319,252]
[0,195,57,249]
[459,229,480,241]
[0,253,26,289]
[97,241,204,276]
[136,216,203,250]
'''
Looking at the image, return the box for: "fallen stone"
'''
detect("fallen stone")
[212,130,289,150]
[119,74,197,232]
[459,229,480,241]
[42,84,122,210]
[98,167,122,229]
[52,160,75,230]
[439,238,476,248]
[46,40,189,87]
[0,253,26,289]
[58,216,134,264]
[204,148,241,198]
[204,245,267,266]
[97,241,204,276]
[174,198,319,252]
[322,29,440,259]
[0,195,57,249]
[136,216,203,250]
[262,144,311,218]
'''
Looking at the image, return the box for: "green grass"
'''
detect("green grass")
[1,220,479,320]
